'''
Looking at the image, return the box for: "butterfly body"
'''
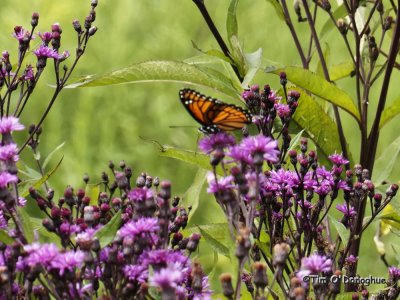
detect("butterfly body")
[179,88,252,134]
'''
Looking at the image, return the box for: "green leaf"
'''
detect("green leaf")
[182,168,207,223]
[30,218,61,246]
[242,48,263,88]
[0,230,14,244]
[198,226,230,257]
[16,207,35,243]
[287,129,305,153]
[329,61,355,81]
[95,211,122,248]
[279,86,349,161]
[316,43,330,78]
[19,156,64,198]
[227,0,239,41]
[229,35,246,77]
[379,95,400,129]
[268,67,360,121]
[70,60,241,99]
[42,142,65,170]
[183,223,231,257]
[329,215,349,246]
[85,183,101,206]
[142,138,224,175]
[320,5,347,40]
[264,0,285,21]
[372,135,400,186]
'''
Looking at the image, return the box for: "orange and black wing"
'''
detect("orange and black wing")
[179,88,252,133]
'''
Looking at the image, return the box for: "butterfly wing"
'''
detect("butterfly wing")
[179,88,252,133]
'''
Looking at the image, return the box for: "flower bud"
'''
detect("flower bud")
[273,243,290,267]
[31,12,39,27]
[220,274,234,298]
[253,262,268,290]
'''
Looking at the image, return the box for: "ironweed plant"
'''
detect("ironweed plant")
[74,0,400,296]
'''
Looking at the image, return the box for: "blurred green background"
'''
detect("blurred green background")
[3,0,400,293]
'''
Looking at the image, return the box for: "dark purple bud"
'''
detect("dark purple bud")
[136,175,146,187]
[383,16,393,31]
[42,218,55,232]
[51,206,60,218]
[100,203,110,213]
[187,233,201,252]
[321,0,331,11]
[352,293,359,300]
[171,232,183,247]
[115,172,129,190]
[72,20,82,33]
[160,181,171,200]
[31,12,39,27]
[236,228,251,260]
[82,196,90,206]
[89,26,98,36]
[280,72,287,86]
[61,208,71,219]
[253,262,268,289]
[51,23,62,33]
[220,274,234,298]
[83,173,90,184]
[91,0,98,7]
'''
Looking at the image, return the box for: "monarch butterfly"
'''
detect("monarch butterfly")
[179,88,252,134]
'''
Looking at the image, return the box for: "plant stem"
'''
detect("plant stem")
[301,0,350,167]
[192,0,243,81]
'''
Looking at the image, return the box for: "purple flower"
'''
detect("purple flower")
[0,211,8,229]
[266,89,282,103]
[51,251,85,275]
[275,103,291,118]
[227,145,252,165]
[0,144,19,162]
[329,153,349,165]
[150,265,184,289]
[38,31,52,43]
[206,173,234,194]
[23,243,60,268]
[23,65,34,81]
[240,135,279,163]
[336,203,357,218]
[269,169,299,189]
[13,26,33,42]
[389,266,400,281]
[141,249,189,268]
[17,197,26,207]
[297,253,332,281]
[192,276,212,300]
[117,217,159,238]
[0,117,24,134]
[128,187,153,202]
[0,172,18,188]
[33,45,59,59]
[124,264,148,283]
[199,132,236,154]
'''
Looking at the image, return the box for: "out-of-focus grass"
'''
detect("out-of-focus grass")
[3,0,400,291]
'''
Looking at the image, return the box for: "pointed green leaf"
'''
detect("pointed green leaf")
[19,156,64,198]
[16,207,35,243]
[268,66,360,121]
[142,138,224,175]
[372,135,400,186]
[85,183,101,206]
[95,211,122,248]
[71,60,241,99]
[183,223,231,257]
[287,129,305,153]
[320,5,347,40]
[316,43,330,77]
[182,168,207,222]
[279,87,349,161]
[379,95,400,129]
[264,0,285,21]
[229,35,246,77]
[0,230,14,244]
[42,142,65,170]
[242,48,263,87]
[330,61,355,81]
[198,226,230,257]
[227,0,239,41]
[329,215,349,246]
